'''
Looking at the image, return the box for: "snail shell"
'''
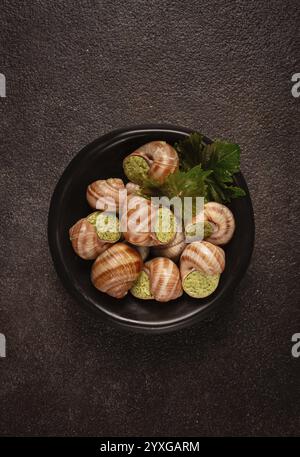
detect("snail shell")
[204,202,235,245]
[91,242,143,298]
[86,178,125,212]
[180,241,225,298]
[185,211,207,242]
[123,141,179,184]
[151,231,186,263]
[132,258,183,302]
[180,241,225,277]
[69,218,110,260]
[121,196,176,247]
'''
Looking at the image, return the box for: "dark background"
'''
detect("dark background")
[0,0,299,436]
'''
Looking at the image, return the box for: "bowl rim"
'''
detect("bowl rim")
[48,124,255,333]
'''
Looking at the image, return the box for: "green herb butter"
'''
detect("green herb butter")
[183,271,220,298]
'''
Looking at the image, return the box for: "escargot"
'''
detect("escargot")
[184,202,235,246]
[86,178,126,212]
[123,141,179,184]
[180,241,225,298]
[91,242,143,298]
[86,211,121,243]
[121,196,177,247]
[151,231,186,263]
[131,257,183,302]
[204,202,235,245]
[184,213,213,243]
[69,218,110,260]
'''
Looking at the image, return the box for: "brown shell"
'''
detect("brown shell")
[127,141,179,183]
[121,196,173,247]
[151,231,186,262]
[91,242,143,298]
[180,241,225,279]
[86,178,125,211]
[69,218,110,260]
[204,202,235,245]
[144,257,183,302]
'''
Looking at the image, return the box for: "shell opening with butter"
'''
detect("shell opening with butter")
[123,141,179,184]
[131,257,183,302]
[180,241,225,298]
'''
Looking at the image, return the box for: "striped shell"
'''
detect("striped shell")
[86,178,125,212]
[91,242,143,298]
[151,231,186,262]
[69,218,110,260]
[121,196,174,247]
[127,141,179,183]
[144,258,183,302]
[180,241,225,279]
[204,202,235,245]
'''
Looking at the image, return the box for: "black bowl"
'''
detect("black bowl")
[48,125,255,333]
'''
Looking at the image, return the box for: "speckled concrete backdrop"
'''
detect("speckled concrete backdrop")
[0,0,299,436]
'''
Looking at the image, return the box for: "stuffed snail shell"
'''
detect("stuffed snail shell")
[121,196,177,247]
[184,202,235,245]
[91,242,143,298]
[86,178,126,212]
[69,218,110,260]
[69,211,121,260]
[131,257,183,302]
[204,202,235,245]
[123,141,179,184]
[184,212,213,243]
[180,241,225,298]
[151,231,186,263]
[86,211,121,243]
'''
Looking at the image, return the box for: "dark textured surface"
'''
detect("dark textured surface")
[0,0,299,436]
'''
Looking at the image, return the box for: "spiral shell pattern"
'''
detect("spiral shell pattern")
[151,231,186,262]
[91,242,143,298]
[121,196,175,247]
[204,202,235,245]
[121,196,155,246]
[180,241,225,279]
[128,141,179,183]
[69,218,110,260]
[144,258,183,302]
[86,178,125,212]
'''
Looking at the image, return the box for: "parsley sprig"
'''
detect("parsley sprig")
[139,132,246,204]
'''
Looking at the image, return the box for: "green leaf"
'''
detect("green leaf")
[203,141,241,181]
[174,133,206,171]
[162,165,211,199]
[174,133,245,204]
[139,164,210,200]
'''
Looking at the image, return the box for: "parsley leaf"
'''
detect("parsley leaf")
[175,133,206,171]
[174,133,246,203]
[140,165,210,200]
